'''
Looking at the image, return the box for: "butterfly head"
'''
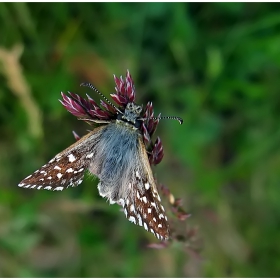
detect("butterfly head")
[121,102,143,124]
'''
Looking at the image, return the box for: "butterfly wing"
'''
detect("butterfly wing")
[120,137,170,240]
[18,126,105,191]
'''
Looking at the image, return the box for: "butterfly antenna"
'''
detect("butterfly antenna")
[80,82,123,114]
[152,115,183,125]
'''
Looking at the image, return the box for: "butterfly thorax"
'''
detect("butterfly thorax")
[116,102,143,130]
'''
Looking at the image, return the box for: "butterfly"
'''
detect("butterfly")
[18,70,183,240]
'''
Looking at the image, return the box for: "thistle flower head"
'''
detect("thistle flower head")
[60,70,163,165]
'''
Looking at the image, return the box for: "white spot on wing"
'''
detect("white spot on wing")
[18,183,25,187]
[109,199,116,204]
[25,175,32,179]
[158,224,162,228]
[37,186,42,190]
[68,154,76,162]
[153,217,157,222]
[136,191,140,199]
[54,166,61,170]
[151,202,156,208]
[44,186,52,190]
[137,214,143,226]
[148,208,152,214]
[159,214,164,219]
[47,176,52,180]
[57,173,62,179]
[129,216,136,224]
[86,153,93,158]
[145,183,150,190]
[66,168,73,173]
[130,204,135,212]
[124,208,127,217]
[119,199,124,206]
[54,187,63,191]
[142,196,147,203]
[144,222,148,231]
[136,171,140,179]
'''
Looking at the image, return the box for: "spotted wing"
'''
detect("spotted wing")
[120,138,170,240]
[18,126,105,191]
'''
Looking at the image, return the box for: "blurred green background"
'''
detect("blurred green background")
[1,2,280,277]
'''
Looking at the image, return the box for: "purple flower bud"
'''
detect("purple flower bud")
[176,212,191,221]
[150,137,164,165]
[147,242,168,249]
[86,94,98,108]
[160,184,171,197]
[141,123,151,146]
[119,79,125,96]
[110,93,127,106]
[114,74,121,91]
[60,92,88,119]
[125,70,135,102]
[143,102,152,119]
[149,117,159,136]
[89,108,111,120]
[100,100,117,114]
[72,131,81,141]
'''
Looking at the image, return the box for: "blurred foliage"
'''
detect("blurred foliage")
[1,2,280,277]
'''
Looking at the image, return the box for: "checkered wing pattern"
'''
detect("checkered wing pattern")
[18,127,105,191]
[119,139,169,240]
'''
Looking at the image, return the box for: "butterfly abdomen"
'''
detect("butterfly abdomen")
[90,122,140,200]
